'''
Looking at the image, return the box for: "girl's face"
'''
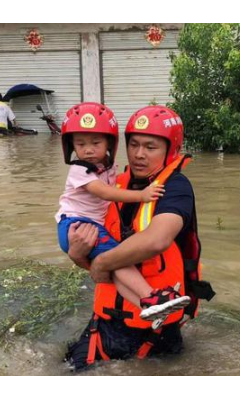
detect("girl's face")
[72,133,108,165]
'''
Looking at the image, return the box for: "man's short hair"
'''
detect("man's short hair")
[0,93,3,101]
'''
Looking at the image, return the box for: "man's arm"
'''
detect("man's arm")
[68,221,112,282]
[68,222,97,269]
[90,213,183,282]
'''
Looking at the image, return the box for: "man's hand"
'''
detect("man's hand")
[90,256,112,283]
[68,222,98,268]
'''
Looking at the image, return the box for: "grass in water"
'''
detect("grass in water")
[0,257,88,343]
[216,217,225,230]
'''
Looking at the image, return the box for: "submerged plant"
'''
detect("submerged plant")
[216,217,225,230]
[0,258,88,342]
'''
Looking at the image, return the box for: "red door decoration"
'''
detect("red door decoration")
[25,29,43,51]
[146,25,165,47]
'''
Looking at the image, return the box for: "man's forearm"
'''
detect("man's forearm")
[94,229,160,272]
[93,213,183,273]
[68,250,90,270]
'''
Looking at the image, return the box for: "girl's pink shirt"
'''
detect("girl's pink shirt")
[55,163,117,225]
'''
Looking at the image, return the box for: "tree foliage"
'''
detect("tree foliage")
[169,23,240,152]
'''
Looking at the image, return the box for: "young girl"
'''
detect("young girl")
[56,102,190,324]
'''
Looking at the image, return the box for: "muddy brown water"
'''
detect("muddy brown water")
[0,134,240,376]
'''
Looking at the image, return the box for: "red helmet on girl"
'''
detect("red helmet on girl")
[125,105,184,166]
[61,102,119,164]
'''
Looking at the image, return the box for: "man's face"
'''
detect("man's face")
[127,134,167,178]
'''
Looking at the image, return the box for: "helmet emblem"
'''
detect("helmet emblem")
[80,113,96,129]
[135,115,149,130]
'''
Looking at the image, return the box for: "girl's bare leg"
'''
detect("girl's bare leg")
[113,265,152,307]
[113,275,140,307]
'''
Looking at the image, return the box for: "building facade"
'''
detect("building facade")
[0,23,182,133]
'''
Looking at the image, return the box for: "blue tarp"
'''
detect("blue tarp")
[3,84,54,101]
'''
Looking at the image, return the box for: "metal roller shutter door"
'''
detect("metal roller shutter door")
[100,30,179,138]
[0,33,81,132]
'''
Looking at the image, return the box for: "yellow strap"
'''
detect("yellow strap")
[137,155,192,231]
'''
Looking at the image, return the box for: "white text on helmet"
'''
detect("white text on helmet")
[163,117,183,128]
[109,116,117,127]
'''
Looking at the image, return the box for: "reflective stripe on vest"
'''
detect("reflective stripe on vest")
[134,155,192,232]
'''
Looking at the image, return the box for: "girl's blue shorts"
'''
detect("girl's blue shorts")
[57,215,119,259]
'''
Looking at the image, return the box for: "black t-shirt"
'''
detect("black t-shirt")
[120,171,194,249]
[154,172,193,228]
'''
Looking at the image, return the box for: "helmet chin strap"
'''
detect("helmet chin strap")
[146,148,169,181]
[130,163,164,190]
[146,163,165,182]
[70,155,112,175]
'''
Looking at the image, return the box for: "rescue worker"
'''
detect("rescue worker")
[57,102,189,324]
[66,105,215,371]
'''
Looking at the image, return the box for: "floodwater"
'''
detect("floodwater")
[0,134,240,376]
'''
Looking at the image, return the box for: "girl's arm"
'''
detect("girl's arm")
[85,179,165,203]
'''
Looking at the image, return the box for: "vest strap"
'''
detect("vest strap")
[188,281,216,301]
[137,328,163,359]
[103,307,133,320]
[137,341,154,359]
[87,314,110,365]
[87,331,98,365]
[184,259,199,272]
[96,333,110,361]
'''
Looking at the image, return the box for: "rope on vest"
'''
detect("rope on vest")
[87,314,110,365]
[114,201,136,241]
[136,327,163,360]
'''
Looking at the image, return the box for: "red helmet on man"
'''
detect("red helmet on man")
[61,102,119,164]
[125,105,184,166]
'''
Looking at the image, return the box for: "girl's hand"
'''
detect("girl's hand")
[141,184,165,202]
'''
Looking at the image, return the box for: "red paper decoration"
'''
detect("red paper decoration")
[25,29,43,51]
[146,25,165,47]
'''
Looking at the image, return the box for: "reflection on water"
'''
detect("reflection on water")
[0,134,240,375]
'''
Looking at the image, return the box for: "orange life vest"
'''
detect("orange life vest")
[93,154,203,329]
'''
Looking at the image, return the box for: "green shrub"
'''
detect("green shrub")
[169,23,240,152]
